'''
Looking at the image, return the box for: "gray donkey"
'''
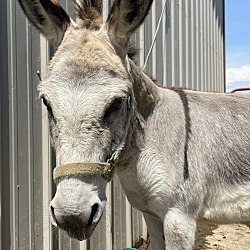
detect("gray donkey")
[18,0,250,249]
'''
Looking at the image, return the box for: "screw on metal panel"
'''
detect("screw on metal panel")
[37,71,42,81]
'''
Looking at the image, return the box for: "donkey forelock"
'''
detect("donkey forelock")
[74,0,103,30]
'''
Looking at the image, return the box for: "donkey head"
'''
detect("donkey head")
[19,0,153,240]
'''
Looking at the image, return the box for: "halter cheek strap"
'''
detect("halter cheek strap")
[53,96,132,183]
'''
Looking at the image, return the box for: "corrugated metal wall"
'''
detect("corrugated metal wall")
[0,0,225,249]
[138,0,225,91]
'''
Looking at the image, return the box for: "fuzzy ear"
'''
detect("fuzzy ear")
[18,0,71,45]
[106,0,153,55]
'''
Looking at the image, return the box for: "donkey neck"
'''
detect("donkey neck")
[116,59,162,169]
[128,59,161,119]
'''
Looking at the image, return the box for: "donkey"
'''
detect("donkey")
[18,0,250,249]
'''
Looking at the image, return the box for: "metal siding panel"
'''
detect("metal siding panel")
[131,208,140,246]
[31,28,44,250]
[213,0,217,91]
[210,0,214,91]
[196,0,201,91]
[139,25,145,68]
[220,0,224,92]
[219,0,222,92]
[204,0,208,91]
[104,182,113,250]
[151,1,157,79]
[102,1,110,21]
[214,0,218,91]
[9,0,19,248]
[166,0,172,86]
[216,0,219,91]
[216,0,220,92]
[192,0,197,90]
[203,0,208,91]
[199,0,204,91]
[112,177,131,249]
[144,5,153,75]
[187,0,192,88]
[155,0,164,84]
[207,0,211,91]
[58,230,81,250]
[16,6,33,249]
[174,0,180,86]
[0,0,11,249]
[15,3,45,248]
[162,0,167,86]
[79,240,87,250]
[178,0,186,87]
[41,35,53,250]
[222,0,226,92]
[170,0,176,86]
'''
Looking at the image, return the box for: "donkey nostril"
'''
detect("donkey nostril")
[50,205,60,226]
[88,203,99,226]
[50,205,55,217]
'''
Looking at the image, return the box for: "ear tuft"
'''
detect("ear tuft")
[74,0,102,30]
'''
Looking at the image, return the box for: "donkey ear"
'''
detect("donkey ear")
[106,0,153,55]
[18,0,71,45]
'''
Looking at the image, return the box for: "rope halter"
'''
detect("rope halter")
[53,95,132,183]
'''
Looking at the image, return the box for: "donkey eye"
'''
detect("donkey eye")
[103,98,123,121]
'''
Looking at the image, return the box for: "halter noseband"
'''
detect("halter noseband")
[53,95,132,183]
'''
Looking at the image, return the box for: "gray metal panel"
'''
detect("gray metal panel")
[0,0,11,249]
[165,0,172,86]
[112,176,131,250]
[0,0,225,249]
[155,0,164,84]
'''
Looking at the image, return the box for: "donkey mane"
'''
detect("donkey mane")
[74,0,102,30]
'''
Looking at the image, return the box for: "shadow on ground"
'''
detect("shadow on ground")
[194,219,219,249]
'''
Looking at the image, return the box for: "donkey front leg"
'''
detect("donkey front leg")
[143,212,165,250]
[163,208,197,250]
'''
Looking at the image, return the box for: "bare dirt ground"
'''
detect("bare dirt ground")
[139,219,250,250]
[194,219,250,250]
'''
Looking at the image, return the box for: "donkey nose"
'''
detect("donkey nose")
[50,202,101,240]
[50,202,100,228]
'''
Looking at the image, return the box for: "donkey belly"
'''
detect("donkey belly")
[202,182,250,223]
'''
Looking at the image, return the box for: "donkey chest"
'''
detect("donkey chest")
[117,167,166,214]
[116,173,150,212]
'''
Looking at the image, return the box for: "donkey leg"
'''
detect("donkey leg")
[143,212,165,250]
[163,208,196,250]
